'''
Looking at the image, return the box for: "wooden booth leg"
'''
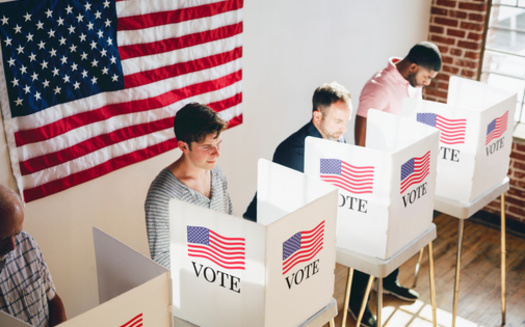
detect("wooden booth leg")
[428,242,437,327]
[357,276,375,327]
[376,277,383,327]
[412,249,424,288]
[452,219,465,327]
[341,268,354,327]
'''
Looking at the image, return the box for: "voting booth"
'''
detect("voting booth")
[0,228,171,327]
[403,76,516,204]
[170,159,338,327]
[22,228,171,327]
[305,110,440,259]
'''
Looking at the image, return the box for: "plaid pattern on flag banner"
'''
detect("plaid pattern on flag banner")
[0,0,243,202]
[119,313,142,327]
[400,151,430,194]
[187,225,245,270]
[282,220,324,275]
[416,112,466,145]
[486,110,508,145]
[319,158,374,194]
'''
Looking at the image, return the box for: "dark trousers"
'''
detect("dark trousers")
[349,268,399,307]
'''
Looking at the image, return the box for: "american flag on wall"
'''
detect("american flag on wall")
[319,158,374,194]
[119,313,142,327]
[0,0,243,202]
[400,151,430,194]
[282,220,324,275]
[486,110,508,145]
[416,112,466,145]
[187,225,245,270]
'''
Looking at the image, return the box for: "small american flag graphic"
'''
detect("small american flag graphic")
[486,111,508,145]
[119,313,142,327]
[400,151,430,194]
[319,159,374,194]
[187,226,245,270]
[282,221,324,275]
[417,113,466,145]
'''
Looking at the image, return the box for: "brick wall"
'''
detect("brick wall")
[424,0,525,226]
[425,0,488,103]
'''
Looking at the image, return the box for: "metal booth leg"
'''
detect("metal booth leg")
[341,268,354,327]
[452,219,465,327]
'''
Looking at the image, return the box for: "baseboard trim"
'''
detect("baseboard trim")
[470,210,525,239]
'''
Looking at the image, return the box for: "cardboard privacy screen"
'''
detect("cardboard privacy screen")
[0,228,171,327]
[0,311,31,327]
[403,76,516,203]
[57,228,171,327]
[170,159,338,327]
[305,110,439,259]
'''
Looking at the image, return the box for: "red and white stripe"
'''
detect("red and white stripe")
[400,151,430,194]
[119,313,142,327]
[282,221,325,275]
[435,115,466,145]
[2,0,243,201]
[188,229,246,270]
[321,161,374,194]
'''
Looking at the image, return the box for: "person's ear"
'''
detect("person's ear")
[409,63,419,73]
[313,109,322,122]
[178,140,190,153]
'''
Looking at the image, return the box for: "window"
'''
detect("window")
[481,0,525,124]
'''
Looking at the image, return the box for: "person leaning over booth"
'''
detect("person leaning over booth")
[145,103,233,270]
[0,184,67,327]
[350,41,442,327]
[243,81,352,221]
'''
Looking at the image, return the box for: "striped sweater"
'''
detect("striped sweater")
[145,166,233,269]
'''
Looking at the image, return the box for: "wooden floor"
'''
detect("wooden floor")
[326,214,525,327]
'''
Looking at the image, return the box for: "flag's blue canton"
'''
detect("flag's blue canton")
[401,158,414,181]
[282,232,301,261]
[487,119,496,135]
[187,226,210,245]
[320,158,341,175]
[0,0,124,117]
[417,113,437,127]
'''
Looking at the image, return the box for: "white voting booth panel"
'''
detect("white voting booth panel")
[57,228,171,327]
[170,159,338,327]
[305,110,439,259]
[403,76,516,204]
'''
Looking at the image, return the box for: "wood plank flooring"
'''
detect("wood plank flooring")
[326,214,525,327]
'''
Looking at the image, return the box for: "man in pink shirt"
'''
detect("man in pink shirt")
[355,41,442,146]
[350,42,442,327]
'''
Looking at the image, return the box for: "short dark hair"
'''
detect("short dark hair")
[312,81,351,113]
[405,41,442,72]
[173,103,227,147]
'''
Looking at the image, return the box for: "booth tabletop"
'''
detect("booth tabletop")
[298,298,337,327]
[336,224,437,278]
[434,177,509,219]
[173,298,338,327]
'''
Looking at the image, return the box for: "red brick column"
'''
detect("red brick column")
[424,0,525,226]
[424,0,489,103]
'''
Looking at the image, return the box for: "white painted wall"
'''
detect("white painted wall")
[0,0,431,318]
